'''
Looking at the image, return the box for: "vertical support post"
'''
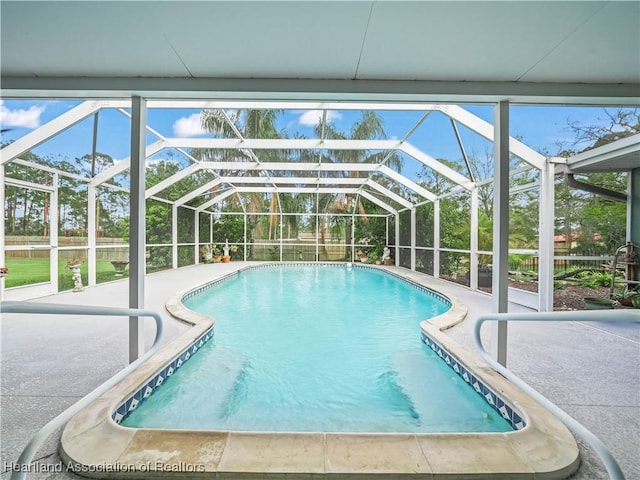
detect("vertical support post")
[243,213,248,261]
[209,213,213,244]
[385,216,389,248]
[315,193,320,262]
[87,184,97,287]
[129,96,146,363]
[279,212,283,262]
[434,199,440,278]
[0,164,5,301]
[491,101,510,367]
[194,210,200,265]
[629,168,640,281]
[351,212,356,262]
[470,188,479,290]
[538,161,555,311]
[172,204,178,269]
[50,173,59,294]
[394,213,400,266]
[410,207,416,271]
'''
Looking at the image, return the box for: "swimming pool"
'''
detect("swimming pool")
[60,263,580,478]
[122,264,512,433]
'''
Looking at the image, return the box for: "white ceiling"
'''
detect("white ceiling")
[1,1,639,103]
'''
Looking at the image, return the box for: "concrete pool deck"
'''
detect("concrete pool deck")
[1,262,638,479]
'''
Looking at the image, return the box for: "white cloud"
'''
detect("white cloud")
[173,113,207,137]
[298,110,342,127]
[0,101,45,129]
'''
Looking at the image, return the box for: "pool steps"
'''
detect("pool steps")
[59,263,581,479]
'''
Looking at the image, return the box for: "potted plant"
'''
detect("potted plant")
[211,244,222,263]
[368,241,384,265]
[367,253,380,265]
[613,287,640,307]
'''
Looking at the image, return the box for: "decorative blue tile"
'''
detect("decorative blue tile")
[112,325,214,424]
[420,330,527,431]
[131,386,141,400]
[512,412,525,430]
[472,379,482,393]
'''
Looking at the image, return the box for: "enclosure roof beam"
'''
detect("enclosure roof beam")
[148,101,442,112]
[218,109,264,167]
[196,189,237,212]
[165,138,401,151]
[174,178,223,206]
[199,161,380,172]
[437,104,546,170]
[378,165,437,202]
[116,107,204,169]
[12,158,90,182]
[91,140,167,186]
[4,176,56,193]
[401,142,474,189]
[1,100,105,164]
[145,163,201,199]
[359,190,398,215]
[365,180,413,209]
[219,176,368,185]
[234,186,361,194]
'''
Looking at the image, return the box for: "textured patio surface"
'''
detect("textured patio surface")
[1,263,638,479]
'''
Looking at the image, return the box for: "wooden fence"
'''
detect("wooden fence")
[4,236,128,261]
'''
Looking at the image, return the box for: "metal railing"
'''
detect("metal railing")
[474,309,639,480]
[0,301,164,480]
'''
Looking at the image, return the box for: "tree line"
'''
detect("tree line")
[3,108,637,264]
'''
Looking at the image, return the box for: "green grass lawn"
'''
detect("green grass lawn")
[3,258,126,290]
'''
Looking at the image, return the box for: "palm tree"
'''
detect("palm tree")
[315,111,402,259]
[195,109,287,253]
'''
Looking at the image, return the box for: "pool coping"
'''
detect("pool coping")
[59,263,580,479]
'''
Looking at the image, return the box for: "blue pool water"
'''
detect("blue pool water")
[123,265,513,433]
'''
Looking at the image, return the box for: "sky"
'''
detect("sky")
[0,99,629,183]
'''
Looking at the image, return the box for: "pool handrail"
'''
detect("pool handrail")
[473,309,639,480]
[0,301,164,480]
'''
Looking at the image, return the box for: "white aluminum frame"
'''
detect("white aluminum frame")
[2,97,617,367]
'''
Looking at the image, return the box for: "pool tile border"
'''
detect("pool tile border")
[60,262,580,479]
[420,331,525,431]
[112,327,214,425]
[123,263,521,432]
[181,262,453,306]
